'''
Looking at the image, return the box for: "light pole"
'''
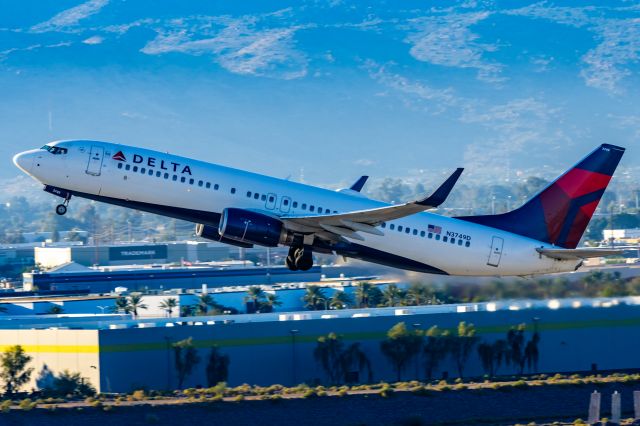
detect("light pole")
[289,329,299,385]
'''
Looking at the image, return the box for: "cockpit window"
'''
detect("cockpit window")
[41,145,68,155]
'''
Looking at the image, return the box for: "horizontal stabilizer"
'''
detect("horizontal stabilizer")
[536,247,625,260]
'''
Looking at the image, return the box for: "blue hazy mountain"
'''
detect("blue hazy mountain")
[0,0,638,185]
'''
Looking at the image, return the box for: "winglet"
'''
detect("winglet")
[416,168,464,207]
[349,176,369,192]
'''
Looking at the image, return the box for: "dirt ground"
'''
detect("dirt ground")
[0,382,636,426]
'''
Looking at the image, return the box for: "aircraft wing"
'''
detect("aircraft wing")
[536,247,626,260]
[281,168,463,241]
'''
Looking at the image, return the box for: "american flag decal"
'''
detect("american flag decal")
[428,224,442,234]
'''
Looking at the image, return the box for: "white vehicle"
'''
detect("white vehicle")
[13,141,625,276]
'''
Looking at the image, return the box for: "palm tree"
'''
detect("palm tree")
[407,283,431,306]
[303,285,327,310]
[330,291,353,309]
[173,337,200,389]
[340,342,373,384]
[423,326,450,381]
[127,293,148,318]
[112,296,130,314]
[159,297,178,317]
[180,304,196,317]
[380,322,422,381]
[355,282,373,308]
[246,286,265,312]
[382,284,404,307]
[196,293,217,316]
[261,293,282,313]
[314,332,344,384]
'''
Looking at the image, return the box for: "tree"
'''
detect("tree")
[173,337,200,389]
[0,345,33,396]
[423,326,450,381]
[449,321,478,379]
[206,346,230,387]
[159,298,178,317]
[382,284,406,307]
[303,285,327,310]
[340,342,373,384]
[112,296,130,314]
[261,293,282,313]
[43,370,96,397]
[196,293,218,316]
[330,291,353,309]
[506,324,526,374]
[180,304,196,317]
[246,286,265,313]
[127,293,148,318]
[355,282,373,308]
[380,322,422,381]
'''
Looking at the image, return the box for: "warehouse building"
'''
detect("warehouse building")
[2,296,640,393]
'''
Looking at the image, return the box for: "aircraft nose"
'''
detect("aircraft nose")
[13,151,34,173]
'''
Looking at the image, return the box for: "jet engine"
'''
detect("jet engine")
[195,223,254,248]
[218,208,285,247]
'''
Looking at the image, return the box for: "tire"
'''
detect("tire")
[55,204,67,216]
[285,255,298,271]
[295,249,313,271]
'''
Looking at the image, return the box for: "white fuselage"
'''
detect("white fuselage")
[14,140,580,276]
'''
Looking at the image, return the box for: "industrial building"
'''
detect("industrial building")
[2,296,640,394]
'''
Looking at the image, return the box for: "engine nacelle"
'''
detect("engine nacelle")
[195,223,254,248]
[219,208,284,247]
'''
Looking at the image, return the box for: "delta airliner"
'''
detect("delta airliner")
[13,141,624,276]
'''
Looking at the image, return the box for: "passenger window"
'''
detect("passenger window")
[390,224,395,230]
[133,166,138,172]
[181,177,186,183]
[284,199,289,206]
[293,201,298,208]
[381,223,386,228]
[405,228,410,234]
[231,188,236,194]
[261,194,266,201]
[302,203,307,209]
[206,182,211,189]
[443,236,448,242]
[413,229,418,235]
[465,241,470,247]
[435,235,440,241]
[333,210,338,214]
[172,175,178,181]
[458,240,463,246]
[214,184,219,190]
[198,180,203,187]
[148,170,153,176]
[310,206,315,212]
[164,173,169,179]
[247,191,252,197]
[318,207,322,213]
[398,226,403,232]
[420,231,425,237]
[451,238,455,244]
[254,193,259,199]
[117,163,123,169]
[269,195,275,202]
[428,233,432,239]
[189,178,194,185]
[141,168,146,174]
[156,171,161,177]
[125,164,131,171]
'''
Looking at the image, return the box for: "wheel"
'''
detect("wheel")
[55,204,67,216]
[295,248,313,271]
[285,254,298,271]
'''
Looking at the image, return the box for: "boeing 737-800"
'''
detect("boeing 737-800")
[13,141,625,276]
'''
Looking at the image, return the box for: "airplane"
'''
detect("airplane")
[13,141,625,276]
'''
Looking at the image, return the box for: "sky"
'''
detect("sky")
[0,0,639,188]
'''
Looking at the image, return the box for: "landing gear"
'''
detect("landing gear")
[55,194,71,216]
[286,245,314,271]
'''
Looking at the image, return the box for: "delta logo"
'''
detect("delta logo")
[113,151,126,161]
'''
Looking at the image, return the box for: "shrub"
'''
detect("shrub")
[573,419,585,425]
[233,394,244,402]
[103,405,113,412]
[19,398,37,411]
[302,389,316,399]
[131,390,146,401]
[0,400,11,413]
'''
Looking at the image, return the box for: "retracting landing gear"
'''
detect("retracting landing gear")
[286,245,314,271]
[55,194,71,216]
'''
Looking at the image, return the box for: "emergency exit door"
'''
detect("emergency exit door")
[487,236,504,267]
[86,146,104,176]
